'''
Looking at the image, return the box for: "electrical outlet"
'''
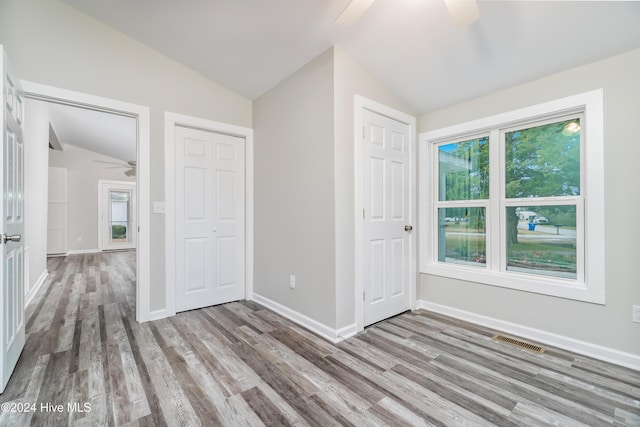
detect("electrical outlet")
[289,275,296,289]
[633,305,640,324]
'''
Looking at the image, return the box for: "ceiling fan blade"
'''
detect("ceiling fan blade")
[94,159,126,166]
[335,0,376,26]
[444,0,480,29]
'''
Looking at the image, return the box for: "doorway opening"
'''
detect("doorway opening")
[99,180,137,251]
[23,81,151,322]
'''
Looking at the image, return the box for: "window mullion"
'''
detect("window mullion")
[576,197,585,283]
[489,129,501,272]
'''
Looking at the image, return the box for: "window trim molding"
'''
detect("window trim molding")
[419,89,604,304]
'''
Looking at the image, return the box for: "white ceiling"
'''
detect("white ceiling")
[46,101,137,162]
[45,1,639,159]
[59,0,640,114]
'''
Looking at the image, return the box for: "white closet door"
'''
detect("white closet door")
[174,126,245,312]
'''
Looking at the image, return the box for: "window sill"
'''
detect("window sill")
[421,262,605,304]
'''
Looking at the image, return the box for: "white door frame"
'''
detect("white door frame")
[22,81,152,322]
[354,95,417,333]
[98,180,137,251]
[164,112,253,318]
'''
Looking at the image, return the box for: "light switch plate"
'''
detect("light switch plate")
[153,202,166,214]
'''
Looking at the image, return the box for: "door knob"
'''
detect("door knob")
[3,234,21,244]
[404,225,413,232]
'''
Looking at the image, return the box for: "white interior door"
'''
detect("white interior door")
[175,126,245,312]
[1,46,25,393]
[99,180,136,251]
[47,167,67,255]
[363,108,412,326]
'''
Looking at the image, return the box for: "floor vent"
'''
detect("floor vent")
[493,334,545,354]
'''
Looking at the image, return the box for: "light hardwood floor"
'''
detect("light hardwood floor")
[1,251,639,426]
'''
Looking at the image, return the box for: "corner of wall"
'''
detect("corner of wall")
[253,46,337,329]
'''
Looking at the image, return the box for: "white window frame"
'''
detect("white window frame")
[419,89,604,304]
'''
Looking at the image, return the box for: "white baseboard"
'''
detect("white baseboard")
[25,270,49,307]
[252,293,356,343]
[65,249,101,255]
[336,323,358,341]
[48,248,101,256]
[144,308,173,322]
[417,300,640,372]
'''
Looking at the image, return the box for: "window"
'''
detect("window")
[419,90,604,303]
[437,136,489,267]
[109,190,133,245]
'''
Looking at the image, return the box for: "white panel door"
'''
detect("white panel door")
[47,167,67,255]
[363,109,412,326]
[175,126,245,312]
[0,46,25,393]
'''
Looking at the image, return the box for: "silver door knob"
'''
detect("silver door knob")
[3,234,21,244]
[404,225,413,232]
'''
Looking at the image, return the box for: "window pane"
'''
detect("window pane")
[110,190,132,244]
[438,207,486,266]
[505,118,580,198]
[438,137,489,201]
[506,205,576,279]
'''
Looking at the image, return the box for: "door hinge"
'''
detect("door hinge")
[363,209,365,219]
[363,291,365,301]
[362,126,365,139]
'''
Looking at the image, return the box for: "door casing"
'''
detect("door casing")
[354,95,417,333]
[164,112,254,318]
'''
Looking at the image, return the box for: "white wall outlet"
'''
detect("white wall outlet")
[289,275,296,289]
[153,201,166,214]
[632,305,640,324]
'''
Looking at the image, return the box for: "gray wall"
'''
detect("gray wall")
[0,0,252,312]
[253,48,337,327]
[419,48,640,356]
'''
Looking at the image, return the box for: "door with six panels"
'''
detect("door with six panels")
[174,126,245,312]
[363,109,412,326]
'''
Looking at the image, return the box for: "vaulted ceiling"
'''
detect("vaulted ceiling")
[44,101,137,163]
[44,1,639,163]
[59,0,640,114]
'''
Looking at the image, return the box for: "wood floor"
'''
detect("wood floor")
[1,252,639,426]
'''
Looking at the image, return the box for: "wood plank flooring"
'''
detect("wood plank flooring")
[1,251,639,426]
